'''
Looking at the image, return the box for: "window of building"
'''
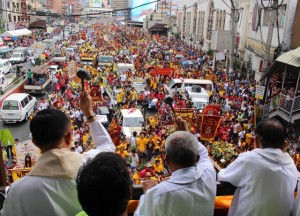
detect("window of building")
[13,16,16,22]
[206,2,214,40]
[18,16,21,21]
[197,11,205,43]
[7,2,10,9]
[193,4,197,35]
[182,5,186,38]
[178,12,182,35]
[186,12,191,37]
[222,10,226,30]
[17,3,19,9]
[8,14,12,22]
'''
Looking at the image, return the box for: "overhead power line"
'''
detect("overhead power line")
[0,0,160,18]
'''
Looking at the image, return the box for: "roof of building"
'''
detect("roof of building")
[260,47,300,81]
[148,24,168,32]
[28,20,47,30]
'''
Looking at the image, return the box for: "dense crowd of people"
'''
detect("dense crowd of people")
[2,22,300,216]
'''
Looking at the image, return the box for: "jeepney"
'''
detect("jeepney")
[24,65,51,94]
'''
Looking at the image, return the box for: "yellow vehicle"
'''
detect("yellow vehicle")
[81,57,95,67]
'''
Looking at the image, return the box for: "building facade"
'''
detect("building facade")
[177,0,233,50]
[111,0,129,20]
[244,0,298,80]
[1,0,44,30]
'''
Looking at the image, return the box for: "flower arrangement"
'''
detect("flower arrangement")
[69,81,81,93]
[208,141,239,168]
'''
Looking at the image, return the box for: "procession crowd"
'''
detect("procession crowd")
[3,22,300,216]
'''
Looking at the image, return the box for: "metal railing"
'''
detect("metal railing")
[263,93,300,118]
[293,95,300,113]
[263,102,271,117]
[278,93,293,114]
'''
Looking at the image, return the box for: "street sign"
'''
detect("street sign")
[255,85,265,100]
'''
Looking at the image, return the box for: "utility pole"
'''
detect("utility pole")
[230,0,236,71]
[169,0,172,40]
[261,9,276,83]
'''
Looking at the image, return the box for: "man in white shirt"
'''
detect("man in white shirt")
[130,131,137,148]
[218,118,299,216]
[75,141,83,154]
[2,91,115,216]
[120,72,127,83]
[134,117,216,216]
[130,149,139,170]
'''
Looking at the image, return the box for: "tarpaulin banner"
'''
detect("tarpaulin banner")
[200,115,222,141]
[15,139,40,168]
[149,67,174,77]
[9,169,31,182]
[175,108,195,129]
[90,84,101,101]
[202,105,220,116]
[157,68,175,76]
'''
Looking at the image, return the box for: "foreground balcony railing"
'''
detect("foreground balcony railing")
[263,93,300,119]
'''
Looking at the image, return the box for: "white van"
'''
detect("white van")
[0,59,13,75]
[186,86,210,101]
[117,63,135,75]
[165,79,214,96]
[191,98,209,112]
[0,93,37,123]
[120,109,144,141]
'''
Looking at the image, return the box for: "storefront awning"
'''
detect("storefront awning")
[276,47,300,67]
[148,24,168,32]
[0,29,32,37]
[260,47,300,81]
[28,20,47,30]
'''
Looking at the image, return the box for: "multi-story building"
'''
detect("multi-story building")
[111,0,128,10]
[177,0,233,50]
[111,0,129,20]
[144,12,176,35]
[244,0,298,81]
[1,0,44,30]
[83,7,113,21]
[47,0,63,14]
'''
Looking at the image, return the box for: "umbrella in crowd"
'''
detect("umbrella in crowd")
[176,54,184,58]
[3,37,11,41]
[182,60,193,65]
[188,51,195,56]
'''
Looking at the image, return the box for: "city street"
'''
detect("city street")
[1,60,38,142]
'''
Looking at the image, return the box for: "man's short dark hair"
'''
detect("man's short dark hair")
[30,108,71,149]
[255,118,286,149]
[76,152,131,216]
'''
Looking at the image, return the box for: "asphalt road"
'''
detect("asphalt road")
[0,60,157,142]
[0,60,37,142]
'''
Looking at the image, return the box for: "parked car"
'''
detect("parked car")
[0,59,13,74]
[0,93,37,123]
